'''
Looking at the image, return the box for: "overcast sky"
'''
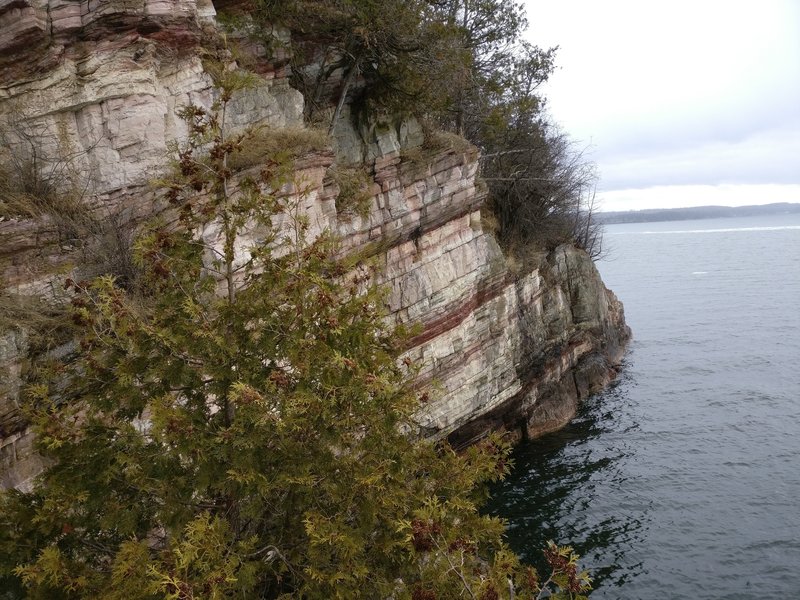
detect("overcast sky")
[523,0,800,211]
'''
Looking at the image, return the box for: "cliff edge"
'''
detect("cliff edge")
[0,0,630,490]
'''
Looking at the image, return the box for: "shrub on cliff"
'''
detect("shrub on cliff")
[253,0,457,129]
[0,107,141,288]
[253,0,603,262]
[427,0,602,260]
[0,84,590,598]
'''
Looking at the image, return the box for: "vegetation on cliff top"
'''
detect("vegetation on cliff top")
[254,0,602,261]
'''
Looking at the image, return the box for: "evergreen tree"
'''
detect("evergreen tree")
[254,0,601,261]
[255,0,453,127]
[0,79,589,598]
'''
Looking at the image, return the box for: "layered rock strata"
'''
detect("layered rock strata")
[0,0,629,490]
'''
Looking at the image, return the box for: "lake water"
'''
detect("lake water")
[487,214,800,599]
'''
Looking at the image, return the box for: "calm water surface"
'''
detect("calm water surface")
[487,214,800,599]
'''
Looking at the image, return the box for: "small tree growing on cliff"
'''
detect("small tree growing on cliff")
[0,78,590,598]
[253,0,603,262]
[255,0,444,129]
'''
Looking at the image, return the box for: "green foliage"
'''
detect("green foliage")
[427,1,601,262]
[328,165,372,219]
[0,88,589,598]
[399,130,476,176]
[227,125,330,172]
[254,0,602,261]
[255,0,466,125]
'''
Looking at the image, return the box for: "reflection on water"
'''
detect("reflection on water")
[485,366,646,592]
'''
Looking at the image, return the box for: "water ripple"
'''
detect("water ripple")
[487,215,800,598]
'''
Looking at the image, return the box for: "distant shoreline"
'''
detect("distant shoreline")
[597,202,800,224]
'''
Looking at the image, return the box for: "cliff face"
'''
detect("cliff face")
[0,0,630,490]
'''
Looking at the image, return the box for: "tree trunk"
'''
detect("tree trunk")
[328,56,362,136]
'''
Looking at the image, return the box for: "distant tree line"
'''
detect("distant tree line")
[597,202,800,224]
[253,0,603,262]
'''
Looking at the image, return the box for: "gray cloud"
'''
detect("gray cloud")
[526,0,800,207]
[596,122,800,190]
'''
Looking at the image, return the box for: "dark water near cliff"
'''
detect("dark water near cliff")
[487,214,800,599]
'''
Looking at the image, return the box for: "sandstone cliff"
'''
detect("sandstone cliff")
[0,0,630,490]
